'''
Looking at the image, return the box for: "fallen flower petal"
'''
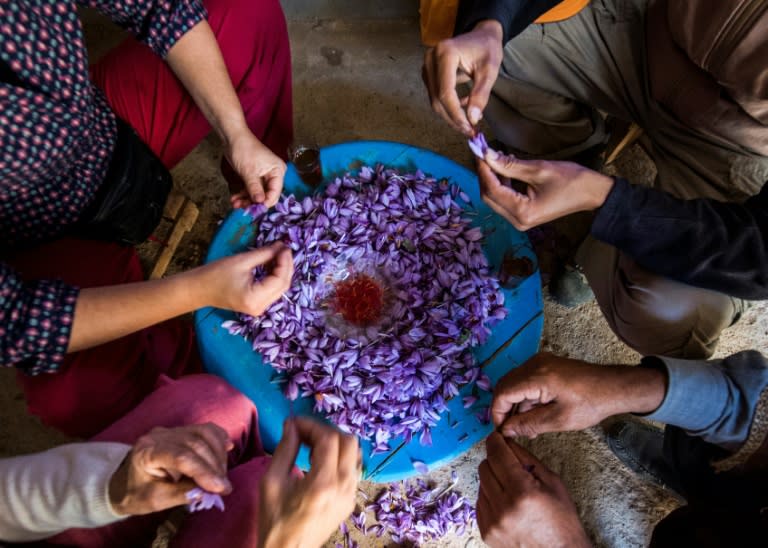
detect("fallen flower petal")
[185,488,225,513]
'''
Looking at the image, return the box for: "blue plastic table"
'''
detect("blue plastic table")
[194,141,543,482]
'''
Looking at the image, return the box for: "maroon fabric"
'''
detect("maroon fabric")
[9,238,202,438]
[38,374,267,548]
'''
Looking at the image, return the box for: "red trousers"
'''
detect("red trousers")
[12,0,292,439]
[40,374,271,548]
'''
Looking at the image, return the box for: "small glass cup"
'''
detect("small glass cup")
[289,143,323,187]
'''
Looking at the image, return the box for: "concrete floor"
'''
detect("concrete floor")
[2,11,768,548]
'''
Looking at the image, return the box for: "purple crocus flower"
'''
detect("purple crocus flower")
[355,475,476,546]
[411,459,430,475]
[467,131,490,159]
[185,488,225,512]
[476,373,492,392]
[225,165,508,447]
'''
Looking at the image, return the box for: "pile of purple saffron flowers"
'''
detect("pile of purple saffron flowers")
[223,164,507,453]
[346,474,476,546]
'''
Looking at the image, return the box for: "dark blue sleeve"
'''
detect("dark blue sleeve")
[455,0,561,44]
[591,178,768,300]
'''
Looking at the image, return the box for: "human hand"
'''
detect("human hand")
[423,20,504,135]
[196,242,294,316]
[491,353,666,438]
[225,129,286,209]
[477,150,615,231]
[477,432,590,548]
[259,417,361,548]
[109,423,233,516]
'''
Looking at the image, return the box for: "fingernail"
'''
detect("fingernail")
[486,149,500,161]
[468,106,483,125]
[215,477,232,490]
[505,428,517,437]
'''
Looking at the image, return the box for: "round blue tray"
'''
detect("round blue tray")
[194,140,543,482]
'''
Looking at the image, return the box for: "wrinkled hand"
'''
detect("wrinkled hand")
[197,242,294,316]
[109,423,233,516]
[225,129,286,209]
[423,20,504,135]
[492,352,666,439]
[259,418,361,548]
[477,150,615,231]
[477,433,590,548]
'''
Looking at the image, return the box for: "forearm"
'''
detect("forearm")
[592,178,768,299]
[0,443,130,542]
[602,364,667,416]
[165,21,249,146]
[68,269,207,353]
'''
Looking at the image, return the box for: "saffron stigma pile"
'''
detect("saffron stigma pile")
[224,164,506,453]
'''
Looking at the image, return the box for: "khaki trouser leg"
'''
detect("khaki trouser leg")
[485,0,763,356]
[576,237,745,359]
[485,0,647,156]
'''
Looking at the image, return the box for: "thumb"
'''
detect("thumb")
[467,67,496,125]
[485,151,543,185]
[246,177,267,205]
[263,172,283,208]
[500,404,561,439]
[153,477,199,511]
[268,419,301,478]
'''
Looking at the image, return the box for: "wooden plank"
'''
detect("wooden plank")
[149,199,199,279]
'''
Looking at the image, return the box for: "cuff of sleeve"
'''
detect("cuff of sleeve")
[640,356,730,431]
[155,0,208,58]
[86,443,133,523]
[458,6,514,44]
[17,280,79,376]
[590,176,629,244]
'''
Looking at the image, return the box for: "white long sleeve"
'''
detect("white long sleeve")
[0,442,131,542]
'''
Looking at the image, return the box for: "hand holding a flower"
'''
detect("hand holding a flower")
[491,353,666,439]
[476,150,615,231]
[197,242,294,317]
[109,423,233,516]
[259,418,361,548]
[224,128,287,209]
[69,244,292,354]
[477,432,589,548]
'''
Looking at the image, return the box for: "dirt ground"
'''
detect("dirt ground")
[1,13,766,548]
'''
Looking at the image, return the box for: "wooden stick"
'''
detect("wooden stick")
[149,199,199,279]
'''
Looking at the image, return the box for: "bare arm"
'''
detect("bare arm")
[68,243,293,353]
[165,22,286,207]
[165,22,247,149]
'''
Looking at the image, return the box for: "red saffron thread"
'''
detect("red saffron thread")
[332,274,384,326]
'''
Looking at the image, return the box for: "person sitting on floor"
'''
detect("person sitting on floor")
[423,0,768,359]
[0,374,360,548]
[476,142,768,547]
[479,349,768,548]
[1,0,293,439]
